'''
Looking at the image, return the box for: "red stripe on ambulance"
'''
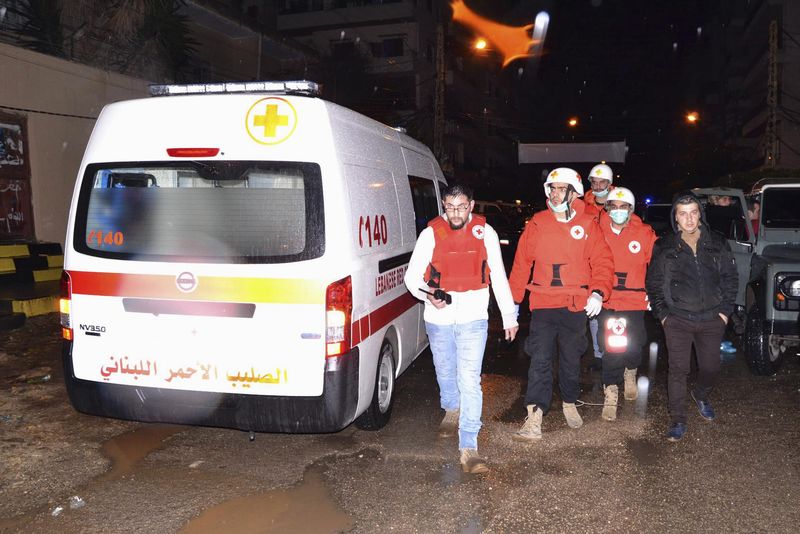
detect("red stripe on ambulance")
[351,292,419,346]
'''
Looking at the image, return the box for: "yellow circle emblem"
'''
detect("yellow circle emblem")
[245,97,298,145]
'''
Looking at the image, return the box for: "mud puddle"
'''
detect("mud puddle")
[97,424,185,481]
[0,424,185,531]
[179,464,353,534]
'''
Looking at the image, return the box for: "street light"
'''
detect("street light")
[568,116,579,127]
[685,111,699,124]
[474,38,488,50]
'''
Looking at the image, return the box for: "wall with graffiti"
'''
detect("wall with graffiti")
[0,111,34,240]
[1,41,149,245]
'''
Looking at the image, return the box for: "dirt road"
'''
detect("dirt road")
[1,313,798,533]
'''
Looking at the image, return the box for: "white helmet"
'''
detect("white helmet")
[544,167,584,197]
[589,163,614,184]
[607,186,635,207]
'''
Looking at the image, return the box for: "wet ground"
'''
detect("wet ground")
[1,312,799,533]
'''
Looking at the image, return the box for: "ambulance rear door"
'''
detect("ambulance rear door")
[66,159,331,397]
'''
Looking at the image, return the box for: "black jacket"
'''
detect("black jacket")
[645,225,738,322]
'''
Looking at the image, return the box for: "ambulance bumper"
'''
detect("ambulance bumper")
[62,342,360,433]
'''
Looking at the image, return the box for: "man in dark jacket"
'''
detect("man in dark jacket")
[646,191,738,442]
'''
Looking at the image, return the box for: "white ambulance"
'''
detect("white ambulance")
[60,81,446,432]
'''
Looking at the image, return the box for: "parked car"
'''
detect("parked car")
[640,202,672,237]
[692,182,800,375]
[473,200,525,271]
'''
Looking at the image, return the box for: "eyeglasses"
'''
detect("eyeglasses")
[548,185,569,194]
[444,204,470,213]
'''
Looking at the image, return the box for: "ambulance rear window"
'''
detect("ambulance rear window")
[75,161,324,263]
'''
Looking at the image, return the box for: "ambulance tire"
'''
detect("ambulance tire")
[355,341,396,430]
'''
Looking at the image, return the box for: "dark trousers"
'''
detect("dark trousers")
[663,314,725,424]
[596,309,646,387]
[524,308,587,413]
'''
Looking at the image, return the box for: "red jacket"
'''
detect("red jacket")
[598,212,657,311]
[509,199,614,311]
[583,188,612,218]
[425,214,489,291]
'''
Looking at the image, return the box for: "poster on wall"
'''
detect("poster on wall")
[0,110,35,240]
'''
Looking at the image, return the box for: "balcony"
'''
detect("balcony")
[278,0,415,32]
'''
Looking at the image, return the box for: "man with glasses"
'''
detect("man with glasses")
[405,183,519,474]
[508,168,614,441]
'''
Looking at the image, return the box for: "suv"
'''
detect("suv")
[693,182,800,375]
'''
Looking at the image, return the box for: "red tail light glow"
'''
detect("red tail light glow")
[60,271,73,341]
[166,148,220,158]
[325,276,352,357]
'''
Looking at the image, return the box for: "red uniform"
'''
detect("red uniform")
[425,214,489,292]
[509,199,614,312]
[584,188,612,218]
[598,211,657,311]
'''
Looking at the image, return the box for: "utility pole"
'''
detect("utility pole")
[765,19,778,168]
[434,22,445,162]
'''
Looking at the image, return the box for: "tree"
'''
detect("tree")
[4,0,196,81]
[6,0,65,57]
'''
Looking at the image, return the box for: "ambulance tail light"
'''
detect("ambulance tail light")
[325,276,352,357]
[166,148,220,158]
[60,271,73,341]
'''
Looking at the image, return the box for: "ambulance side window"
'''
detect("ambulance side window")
[408,176,439,236]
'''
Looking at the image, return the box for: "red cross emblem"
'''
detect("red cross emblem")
[612,319,626,335]
[570,225,585,240]
[628,240,641,254]
[472,225,485,239]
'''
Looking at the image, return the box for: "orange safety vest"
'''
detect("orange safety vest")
[599,211,657,311]
[425,214,490,292]
[508,199,614,311]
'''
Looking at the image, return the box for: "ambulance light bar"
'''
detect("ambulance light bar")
[149,80,320,97]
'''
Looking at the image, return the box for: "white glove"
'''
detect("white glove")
[584,292,603,318]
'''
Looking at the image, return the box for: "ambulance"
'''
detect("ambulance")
[60,81,446,432]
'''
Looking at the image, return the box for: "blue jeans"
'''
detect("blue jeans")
[590,318,603,359]
[425,320,488,450]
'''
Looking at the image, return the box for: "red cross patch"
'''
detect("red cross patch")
[472,225,485,240]
[628,240,641,254]
[612,319,627,335]
[570,225,585,240]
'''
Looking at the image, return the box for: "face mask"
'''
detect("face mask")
[609,209,630,225]
[594,188,610,198]
[548,199,569,213]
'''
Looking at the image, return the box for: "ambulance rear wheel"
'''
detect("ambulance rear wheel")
[355,341,396,430]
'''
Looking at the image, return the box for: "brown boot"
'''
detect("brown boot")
[624,368,638,400]
[438,409,459,438]
[513,405,542,442]
[460,448,489,474]
[602,385,618,421]
[562,402,583,429]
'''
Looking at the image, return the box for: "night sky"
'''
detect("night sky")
[456,0,716,201]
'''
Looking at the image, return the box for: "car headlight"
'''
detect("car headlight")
[777,274,800,298]
[774,273,800,311]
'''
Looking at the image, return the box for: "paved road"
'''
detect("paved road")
[1,313,798,533]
